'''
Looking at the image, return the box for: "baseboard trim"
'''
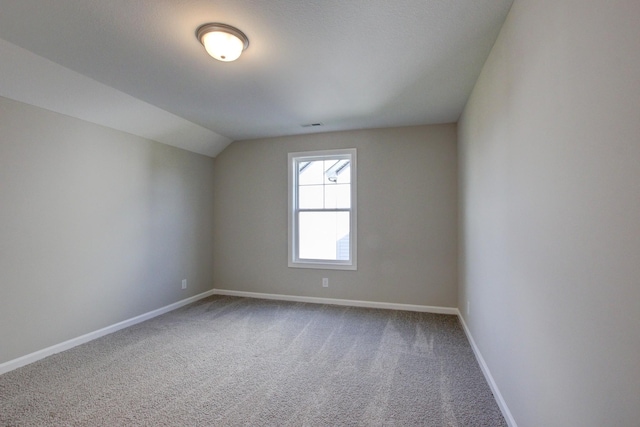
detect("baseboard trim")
[456,310,518,427]
[212,289,458,315]
[0,289,217,375]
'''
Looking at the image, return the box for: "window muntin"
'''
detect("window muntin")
[288,149,357,270]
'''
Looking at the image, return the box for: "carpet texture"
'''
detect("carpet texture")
[0,296,506,426]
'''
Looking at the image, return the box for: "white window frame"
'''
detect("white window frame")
[288,148,357,270]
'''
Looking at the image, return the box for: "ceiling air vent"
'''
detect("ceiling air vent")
[301,123,324,128]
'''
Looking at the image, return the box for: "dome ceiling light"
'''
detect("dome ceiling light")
[196,23,249,62]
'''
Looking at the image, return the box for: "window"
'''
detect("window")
[288,149,357,270]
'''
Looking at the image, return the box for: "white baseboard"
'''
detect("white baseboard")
[0,289,216,376]
[456,310,517,427]
[212,289,458,315]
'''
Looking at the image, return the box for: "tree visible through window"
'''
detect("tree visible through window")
[288,149,357,270]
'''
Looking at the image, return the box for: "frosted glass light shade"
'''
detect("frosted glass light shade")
[202,31,243,61]
[197,23,249,62]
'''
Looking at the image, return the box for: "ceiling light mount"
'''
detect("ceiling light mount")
[197,23,249,62]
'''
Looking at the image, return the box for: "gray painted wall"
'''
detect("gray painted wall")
[0,96,216,364]
[213,125,458,307]
[458,1,640,425]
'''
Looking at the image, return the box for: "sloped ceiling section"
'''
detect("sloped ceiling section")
[0,0,513,157]
[0,39,232,158]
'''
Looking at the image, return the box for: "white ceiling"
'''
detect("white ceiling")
[0,0,513,157]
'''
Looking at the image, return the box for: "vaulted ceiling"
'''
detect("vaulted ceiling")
[0,0,513,156]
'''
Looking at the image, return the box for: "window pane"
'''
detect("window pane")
[298,160,324,185]
[298,185,323,209]
[298,211,350,261]
[324,183,350,209]
[327,162,350,184]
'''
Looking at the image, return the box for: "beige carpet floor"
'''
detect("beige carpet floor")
[0,295,506,426]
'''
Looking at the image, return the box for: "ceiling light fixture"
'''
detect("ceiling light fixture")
[196,23,249,62]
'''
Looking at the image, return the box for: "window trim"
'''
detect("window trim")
[288,148,357,270]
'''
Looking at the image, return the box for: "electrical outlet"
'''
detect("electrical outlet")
[322,278,329,288]
[182,279,187,289]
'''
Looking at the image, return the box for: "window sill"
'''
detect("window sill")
[288,260,357,271]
